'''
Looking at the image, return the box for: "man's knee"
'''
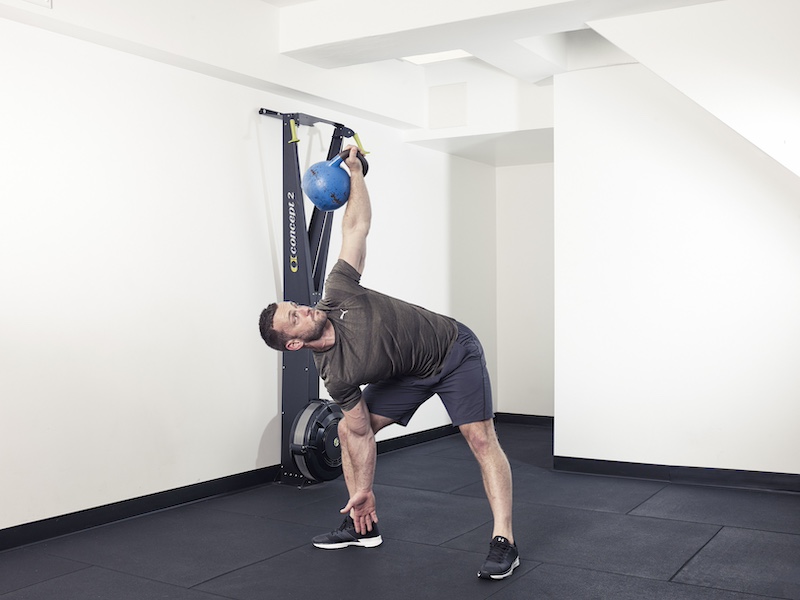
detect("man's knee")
[459,419,498,457]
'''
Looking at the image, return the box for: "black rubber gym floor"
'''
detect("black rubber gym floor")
[2,422,799,599]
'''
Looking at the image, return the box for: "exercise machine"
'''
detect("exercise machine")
[258,108,364,485]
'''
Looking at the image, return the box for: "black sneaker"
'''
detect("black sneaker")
[312,516,383,549]
[478,536,519,580]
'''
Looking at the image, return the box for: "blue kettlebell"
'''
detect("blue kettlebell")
[302,150,369,212]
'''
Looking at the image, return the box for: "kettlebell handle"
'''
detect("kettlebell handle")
[337,149,369,177]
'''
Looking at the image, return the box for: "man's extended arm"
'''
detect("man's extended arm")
[337,146,371,275]
[338,399,378,534]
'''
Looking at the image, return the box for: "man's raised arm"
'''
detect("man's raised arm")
[337,146,371,275]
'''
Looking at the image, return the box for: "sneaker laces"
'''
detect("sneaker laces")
[487,538,512,563]
[337,516,354,531]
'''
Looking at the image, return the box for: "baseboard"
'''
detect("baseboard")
[376,424,459,454]
[495,412,554,428]
[554,456,800,493]
[0,466,280,553]
[374,414,553,453]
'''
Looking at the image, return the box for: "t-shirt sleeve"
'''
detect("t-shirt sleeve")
[324,379,362,412]
[317,259,363,310]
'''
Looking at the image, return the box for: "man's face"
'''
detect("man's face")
[273,301,327,349]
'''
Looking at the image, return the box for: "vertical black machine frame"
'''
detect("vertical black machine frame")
[259,108,360,485]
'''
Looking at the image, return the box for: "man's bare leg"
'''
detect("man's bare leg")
[459,419,514,542]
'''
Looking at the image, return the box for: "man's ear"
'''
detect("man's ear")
[285,339,303,352]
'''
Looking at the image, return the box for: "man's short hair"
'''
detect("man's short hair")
[259,303,289,351]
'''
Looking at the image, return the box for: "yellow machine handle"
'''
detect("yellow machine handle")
[353,132,369,155]
[289,119,300,144]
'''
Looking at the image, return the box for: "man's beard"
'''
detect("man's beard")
[303,312,328,343]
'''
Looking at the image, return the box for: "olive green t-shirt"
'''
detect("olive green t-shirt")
[313,260,458,411]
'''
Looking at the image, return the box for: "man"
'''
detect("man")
[259,146,519,580]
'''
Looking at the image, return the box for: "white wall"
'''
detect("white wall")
[0,13,492,529]
[496,164,554,416]
[554,63,800,475]
[0,16,276,531]
[448,157,499,402]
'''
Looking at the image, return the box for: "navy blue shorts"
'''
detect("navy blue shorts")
[362,322,494,427]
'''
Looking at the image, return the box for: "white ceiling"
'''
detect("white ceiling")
[410,128,556,167]
[272,0,721,78]
[259,0,724,166]
[260,0,312,5]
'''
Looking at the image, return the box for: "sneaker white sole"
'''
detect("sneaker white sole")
[478,556,520,580]
[313,535,383,549]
